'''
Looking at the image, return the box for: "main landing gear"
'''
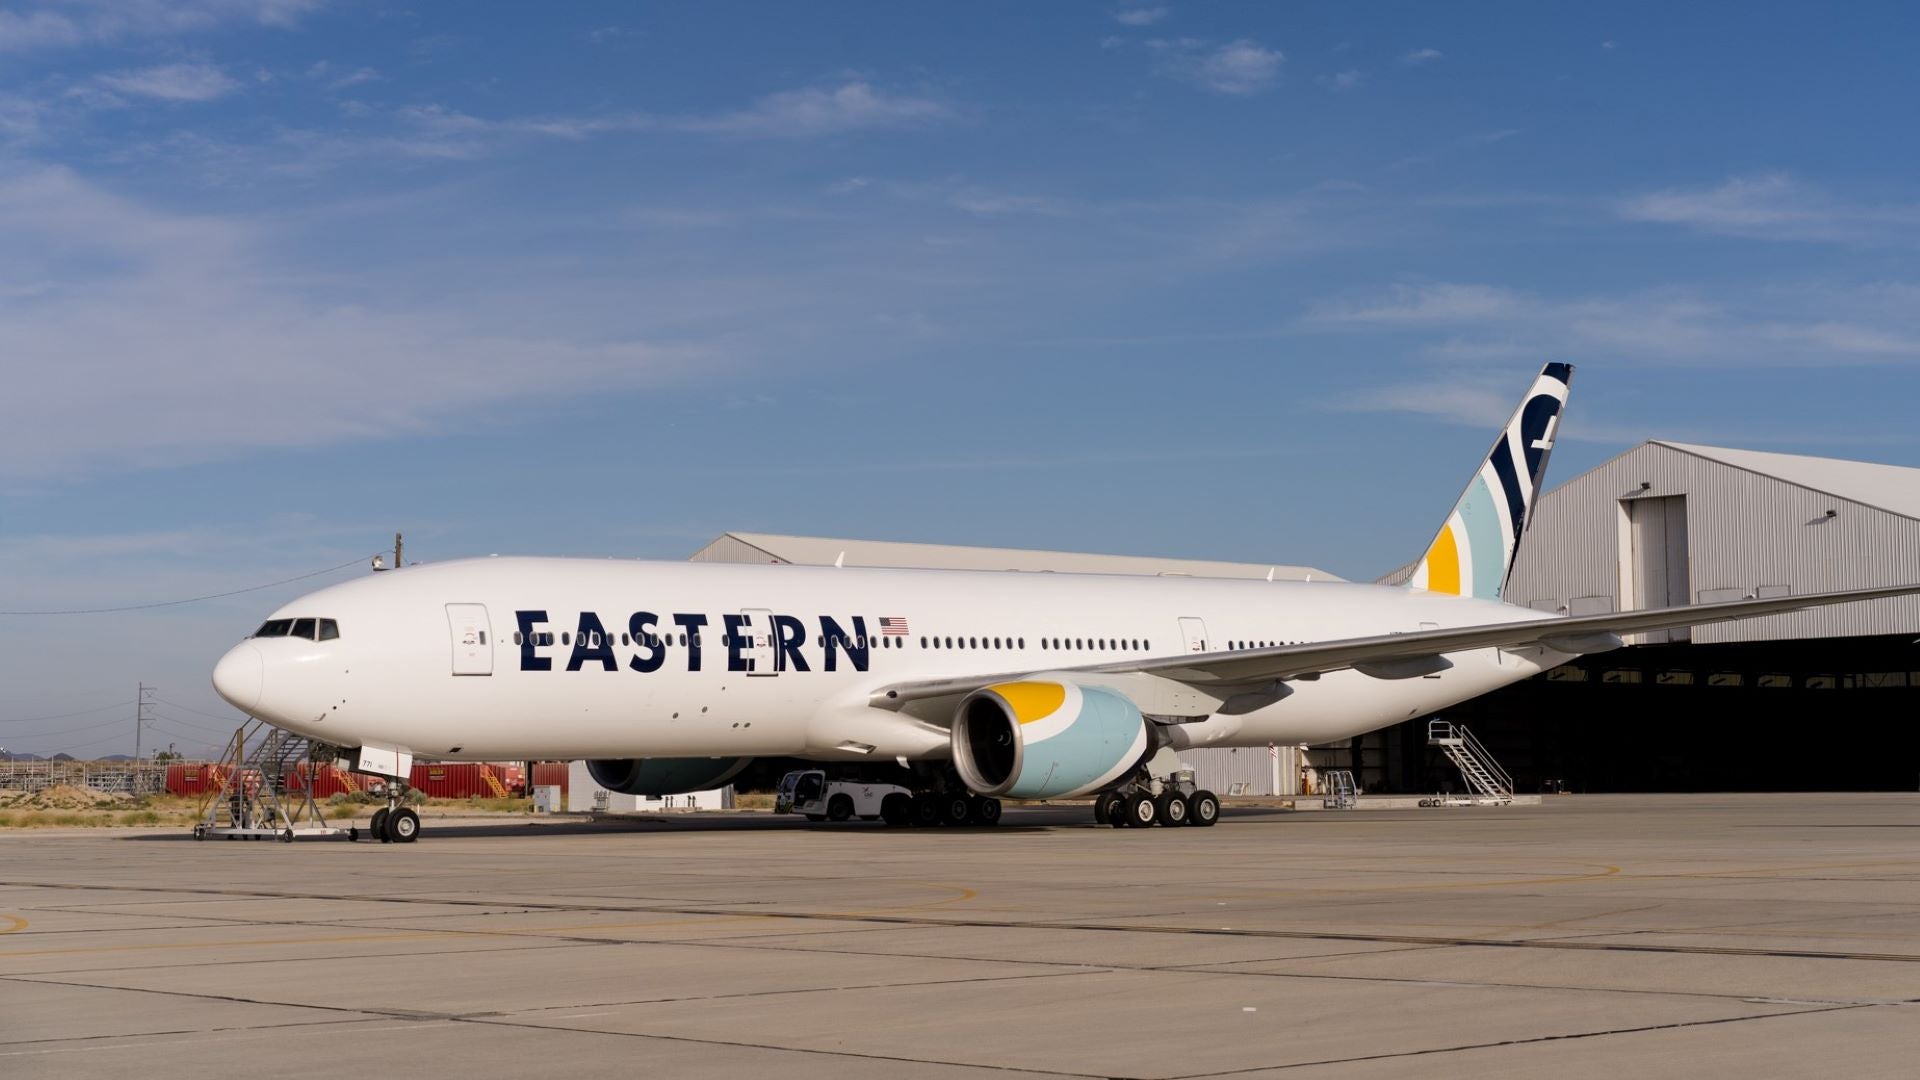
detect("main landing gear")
[1092,768,1219,829]
[350,791,421,844]
[895,791,1001,828]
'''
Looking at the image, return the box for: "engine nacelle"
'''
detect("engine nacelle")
[586,757,753,796]
[951,680,1150,800]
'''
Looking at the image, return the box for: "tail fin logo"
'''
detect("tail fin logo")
[1410,362,1573,601]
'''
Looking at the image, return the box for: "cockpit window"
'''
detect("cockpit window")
[254,617,339,640]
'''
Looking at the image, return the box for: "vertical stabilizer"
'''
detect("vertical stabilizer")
[1408,363,1574,600]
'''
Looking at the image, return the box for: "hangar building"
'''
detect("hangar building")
[693,438,1920,797]
[1357,441,1920,793]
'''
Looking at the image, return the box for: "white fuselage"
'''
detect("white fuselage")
[213,557,1568,762]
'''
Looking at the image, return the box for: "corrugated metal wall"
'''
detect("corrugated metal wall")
[1181,745,1301,796]
[1506,443,1920,643]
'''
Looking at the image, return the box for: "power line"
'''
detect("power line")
[0,553,382,616]
[155,699,250,724]
[0,701,133,725]
[0,714,142,740]
[149,710,239,735]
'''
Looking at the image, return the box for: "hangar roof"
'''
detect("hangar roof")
[1655,441,1920,522]
[690,532,1344,581]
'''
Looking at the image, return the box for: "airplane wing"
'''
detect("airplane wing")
[869,582,1920,710]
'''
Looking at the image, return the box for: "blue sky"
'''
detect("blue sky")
[5,1,1920,755]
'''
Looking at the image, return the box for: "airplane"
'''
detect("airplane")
[212,363,1920,842]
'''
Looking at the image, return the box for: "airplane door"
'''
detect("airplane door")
[740,607,778,676]
[446,603,493,676]
[1178,617,1211,654]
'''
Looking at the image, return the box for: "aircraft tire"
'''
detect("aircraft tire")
[1189,791,1220,827]
[911,795,941,827]
[941,794,974,826]
[1122,794,1157,828]
[827,794,855,822]
[1093,795,1111,825]
[972,797,1002,826]
[1157,792,1189,826]
[386,807,420,843]
[880,794,912,827]
[370,808,391,843]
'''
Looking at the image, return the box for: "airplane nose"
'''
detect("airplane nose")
[212,643,263,712]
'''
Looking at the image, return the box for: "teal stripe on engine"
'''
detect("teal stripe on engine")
[1460,474,1508,599]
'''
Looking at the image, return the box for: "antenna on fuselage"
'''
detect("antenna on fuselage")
[834,551,845,569]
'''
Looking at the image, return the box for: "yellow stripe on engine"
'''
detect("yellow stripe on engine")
[990,681,1066,724]
[1424,526,1462,596]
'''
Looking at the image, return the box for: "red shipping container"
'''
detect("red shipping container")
[166,763,229,796]
[531,761,569,797]
[408,762,514,799]
[285,763,384,798]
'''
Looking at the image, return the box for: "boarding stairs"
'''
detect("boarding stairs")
[1321,769,1358,810]
[1427,720,1513,805]
[194,719,346,841]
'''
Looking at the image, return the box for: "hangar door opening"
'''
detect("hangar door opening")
[1623,495,1691,644]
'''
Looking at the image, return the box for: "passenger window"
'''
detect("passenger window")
[290,617,316,640]
[317,619,339,641]
[478,631,487,645]
[562,632,571,645]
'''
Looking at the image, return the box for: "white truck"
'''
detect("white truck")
[775,769,919,826]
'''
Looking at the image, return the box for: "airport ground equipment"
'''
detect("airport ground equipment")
[1322,770,1358,810]
[774,768,992,826]
[193,720,346,842]
[1428,719,1513,804]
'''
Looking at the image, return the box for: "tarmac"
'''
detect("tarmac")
[2,793,1917,1079]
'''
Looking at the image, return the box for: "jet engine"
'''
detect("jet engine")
[951,680,1151,800]
[586,757,753,796]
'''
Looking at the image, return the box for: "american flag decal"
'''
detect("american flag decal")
[879,617,910,636]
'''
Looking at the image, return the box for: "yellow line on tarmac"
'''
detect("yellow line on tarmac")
[0,915,27,934]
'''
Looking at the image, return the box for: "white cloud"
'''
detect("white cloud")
[1310,280,1920,367]
[678,81,951,137]
[1319,69,1366,92]
[1619,173,1920,243]
[1150,38,1284,95]
[0,0,320,52]
[97,63,240,103]
[1401,48,1443,65]
[0,166,704,479]
[301,59,381,93]
[1113,7,1168,26]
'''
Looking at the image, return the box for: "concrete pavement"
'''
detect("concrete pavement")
[2,794,1917,1078]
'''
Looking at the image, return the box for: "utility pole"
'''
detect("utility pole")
[136,683,157,761]
[394,532,403,569]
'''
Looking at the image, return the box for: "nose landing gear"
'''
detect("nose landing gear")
[353,792,421,843]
